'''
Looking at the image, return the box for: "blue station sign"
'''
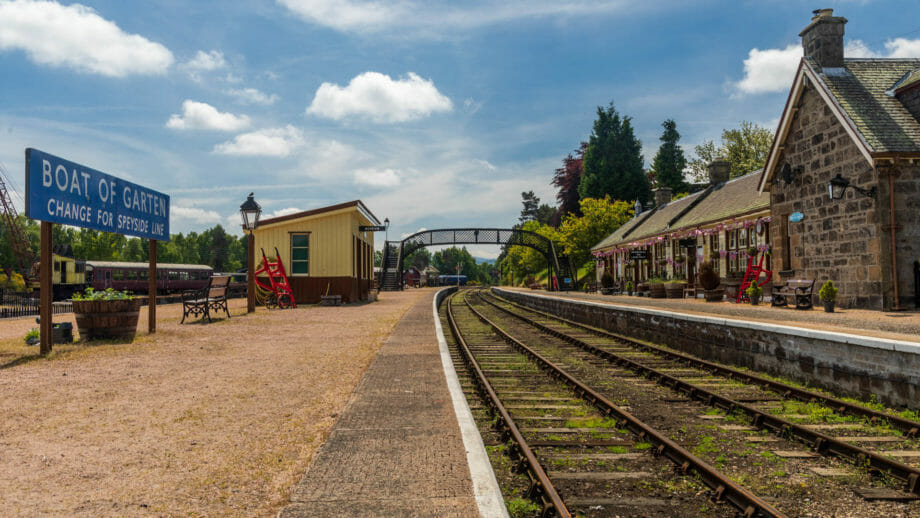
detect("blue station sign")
[25,148,170,241]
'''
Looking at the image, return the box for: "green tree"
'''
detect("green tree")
[519,191,540,223]
[650,119,687,193]
[404,247,432,270]
[688,121,773,182]
[579,102,650,205]
[557,196,633,267]
[432,246,477,277]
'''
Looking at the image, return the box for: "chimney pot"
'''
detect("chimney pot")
[708,158,730,185]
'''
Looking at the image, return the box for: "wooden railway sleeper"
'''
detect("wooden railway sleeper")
[487,291,920,439]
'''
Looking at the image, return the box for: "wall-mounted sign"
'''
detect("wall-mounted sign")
[25,148,170,241]
[359,225,386,232]
[789,212,804,222]
[629,250,648,260]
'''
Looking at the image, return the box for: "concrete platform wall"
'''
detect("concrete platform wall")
[493,288,920,410]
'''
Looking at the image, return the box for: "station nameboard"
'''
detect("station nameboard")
[25,148,170,241]
[629,250,648,260]
[359,225,386,232]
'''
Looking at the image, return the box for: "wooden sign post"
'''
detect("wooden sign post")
[25,148,170,354]
[149,239,157,333]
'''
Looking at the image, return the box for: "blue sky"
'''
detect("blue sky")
[1,0,918,259]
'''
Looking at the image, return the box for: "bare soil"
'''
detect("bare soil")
[0,289,428,517]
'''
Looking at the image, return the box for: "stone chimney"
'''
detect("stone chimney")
[653,187,672,207]
[799,8,847,70]
[708,158,730,185]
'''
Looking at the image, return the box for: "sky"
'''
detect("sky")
[1,0,919,260]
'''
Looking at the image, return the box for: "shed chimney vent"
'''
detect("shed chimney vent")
[653,187,672,207]
[799,8,847,70]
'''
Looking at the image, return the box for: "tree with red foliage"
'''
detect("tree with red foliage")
[552,142,586,221]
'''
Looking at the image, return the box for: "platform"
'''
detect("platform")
[279,288,506,518]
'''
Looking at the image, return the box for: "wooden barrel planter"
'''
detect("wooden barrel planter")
[665,282,686,298]
[648,283,666,298]
[73,298,141,341]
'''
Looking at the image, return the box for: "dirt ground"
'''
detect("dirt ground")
[0,289,430,517]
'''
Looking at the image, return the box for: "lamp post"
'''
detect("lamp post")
[384,217,390,243]
[240,192,261,313]
[828,173,877,200]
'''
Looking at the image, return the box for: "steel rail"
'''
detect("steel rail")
[444,293,571,518]
[478,291,920,496]
[488,290,920,439]
[461,291,787,518]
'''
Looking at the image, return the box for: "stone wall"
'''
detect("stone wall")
[880,162,920,309]
[495,288,920,410]
[769,84,885,309]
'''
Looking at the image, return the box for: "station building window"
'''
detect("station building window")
[291,233,310,275]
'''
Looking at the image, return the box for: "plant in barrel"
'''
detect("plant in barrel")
[71,288,141,340]
[819,280,838,313]
[745,282,763,306]
[697,261,723,302]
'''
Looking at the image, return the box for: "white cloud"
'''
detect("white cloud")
[183,50,226,71]
[267,207,302,218]
[166,100,251,131]
[172,206,223,225]
[354,168,401,187]
[307,71,452,123]
[213,125,304,157]
[226,87,279,105]
[732,44,801,96]
[885,38,920,58]
[844,39,880,58]
[0,0,173,77]
[278,0,640,35]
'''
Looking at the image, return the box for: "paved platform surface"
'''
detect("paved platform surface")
[279,290,490,518]
[506,288,920,344]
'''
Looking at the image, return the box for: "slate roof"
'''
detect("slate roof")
[592,171,769,251]
[813,58,920,153]
[672,171,768,229]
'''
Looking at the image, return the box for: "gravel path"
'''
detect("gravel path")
[0,290,428,517]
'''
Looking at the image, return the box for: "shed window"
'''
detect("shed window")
[291,233,310,275]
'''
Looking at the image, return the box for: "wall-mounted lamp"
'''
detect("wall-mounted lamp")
[828,173,876,200]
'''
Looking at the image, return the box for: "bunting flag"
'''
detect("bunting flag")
[592,215,773,258]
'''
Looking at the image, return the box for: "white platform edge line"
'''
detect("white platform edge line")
[433,288,509,518]
[495,288,920,355]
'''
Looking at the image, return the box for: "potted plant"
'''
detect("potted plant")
[72,288,141,341]
[664,278,686,298]
[745,283,763,306]
[747,246,758,257]
[648,277,666,298]
[709,250,721,261]
[600,271,615,295]
[625,280,634,296]
[697,261,724,302]
[819,280,838,313]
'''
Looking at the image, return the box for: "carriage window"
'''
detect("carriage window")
[291,233,309,275]
[138,271,148,280]
[169,271,179,280]
[113,270,125,280]
[126,270,138,280]
[179,271,189,281]
[54,261,61,272]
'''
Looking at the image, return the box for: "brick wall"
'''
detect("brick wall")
[769,85,885,309]
[495,288,920,410]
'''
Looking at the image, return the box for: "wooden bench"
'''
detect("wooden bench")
[771,279,815,310]
[181,275,231,323]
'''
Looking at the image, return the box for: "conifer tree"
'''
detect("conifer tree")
[578,102,649,205]
[650,119,687,193]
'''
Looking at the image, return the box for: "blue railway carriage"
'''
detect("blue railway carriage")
[84,261,212,295]
[436,274,467,286]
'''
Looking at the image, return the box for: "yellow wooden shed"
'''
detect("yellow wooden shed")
[252,200,379,304]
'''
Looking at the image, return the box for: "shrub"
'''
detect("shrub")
[72,287,133,301]
[745,283,762,297]
[819,280,838,302]
[24,328,39,344]
[697,261,720,290]
[648,277,664,284]
[625,280,634,292]
[601,271,615,288]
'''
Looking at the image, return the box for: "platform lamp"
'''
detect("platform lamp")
[240,192,261,313]
[828,173,876,200]
[384,217,389,243]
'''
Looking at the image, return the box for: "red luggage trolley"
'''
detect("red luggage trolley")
[254,247,296,309]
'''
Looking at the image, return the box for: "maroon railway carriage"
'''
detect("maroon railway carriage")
[84,261,213,295]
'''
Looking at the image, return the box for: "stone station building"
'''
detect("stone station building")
[759,9,920,310]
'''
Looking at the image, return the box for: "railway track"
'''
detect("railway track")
[441,289,920,517]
